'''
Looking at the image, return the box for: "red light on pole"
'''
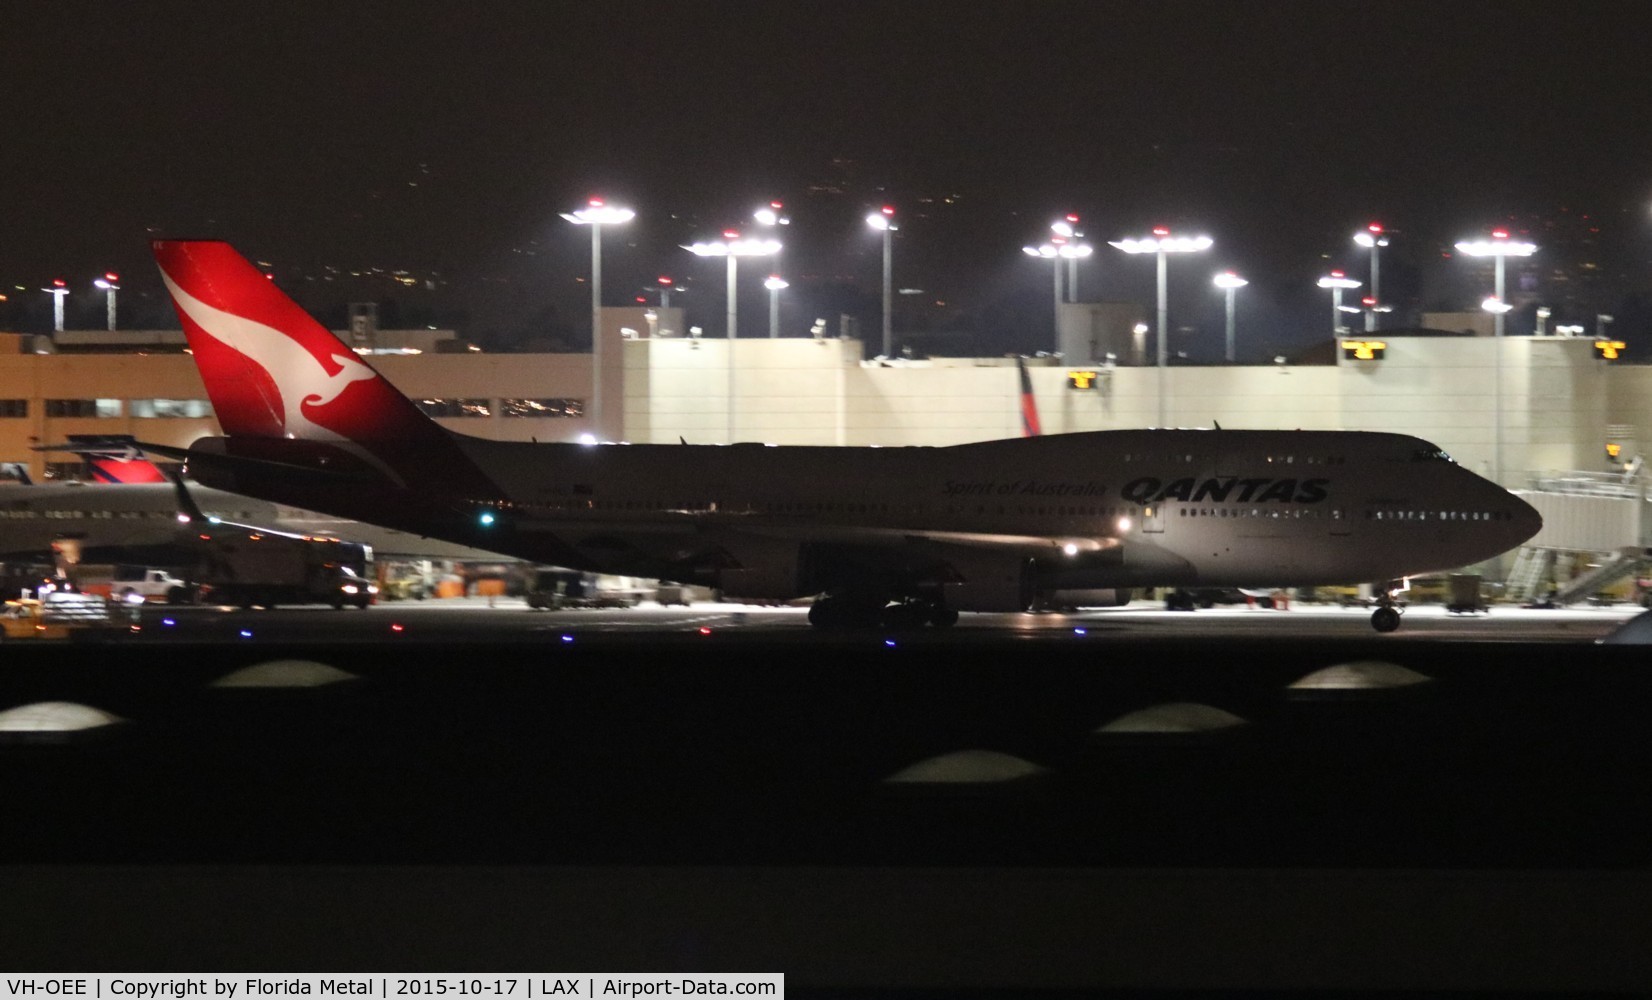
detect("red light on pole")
[1066,214,1080,223]
[1151,226,1170,237]
[1491,228,1509,239]
[52,279,65,288]
[722,229,740,239]
[657,275,672,285]
[1330,270,1345,278]
[770,200,783,210]
[104,272,119,282]
[881,205,895,216]
[1367,223,1383,234]
[1361,296,1376,307]
[589,197,605,207]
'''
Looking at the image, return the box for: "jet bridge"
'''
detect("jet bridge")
[1508,472,1652,602]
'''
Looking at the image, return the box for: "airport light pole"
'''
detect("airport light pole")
[1212,271,1248,363]
[42,279,68,333]
[1110,228,1213,426]
[1317,271,1361,365]
[1353,224,1389,332]
[560,197,635,436]
[1022,241,1093,351]
[866,206,897,357]
[651,275,682,309]
[1050,214,1087,302]
[1454,229,1537,339]
[93,273,119,331]
[764,275,788,338]
[682,233,782,442]
[1481,295,1515,485]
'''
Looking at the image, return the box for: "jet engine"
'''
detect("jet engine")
[935,551,1037,612]
[701,535,807,603]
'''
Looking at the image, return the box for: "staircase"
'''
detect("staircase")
[1553,547,1647,605]
[1503,546,1553,603]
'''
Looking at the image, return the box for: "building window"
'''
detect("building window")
[501,397,584,418]
[416,398,491,418]
[43,461,88,481]
[130,398,213,418]
[0,400,26,418]
[46,399,122,418]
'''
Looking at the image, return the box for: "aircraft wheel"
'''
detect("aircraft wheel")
[1371,606,1401,633]
[928,605,960,628]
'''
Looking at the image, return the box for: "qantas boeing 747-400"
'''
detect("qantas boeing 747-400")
[144,240,1541,631]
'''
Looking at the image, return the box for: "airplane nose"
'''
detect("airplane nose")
[1507,492,1543,548]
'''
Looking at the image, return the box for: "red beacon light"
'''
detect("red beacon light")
[1151,226,1170,237]
[1367,223,1384,234]
[657,275,672,285]
[1330,269,1346,278]
[1361,296,1377,307]
[104,272,119,282]
[588,197,606,207]
[1491,228,1510,239]
[881,205,895,216]
[52,279,65,288]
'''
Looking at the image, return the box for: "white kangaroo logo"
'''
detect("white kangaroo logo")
[160,270,377,441]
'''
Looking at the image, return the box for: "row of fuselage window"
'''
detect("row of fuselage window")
[0,509,256,520]
[515,499,1503,525]
[1121,453,1350,466]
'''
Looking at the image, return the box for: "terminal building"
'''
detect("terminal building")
[0,307,1646,601]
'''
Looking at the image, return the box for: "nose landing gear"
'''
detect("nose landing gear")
[1370,581,1405,632]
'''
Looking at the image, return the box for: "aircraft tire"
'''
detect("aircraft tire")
[928,606,960,628]
[1371,606,1401,633]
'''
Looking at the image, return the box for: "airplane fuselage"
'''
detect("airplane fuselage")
[188,428,1539,609]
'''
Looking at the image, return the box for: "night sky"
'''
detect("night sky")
[6,0,1650,357]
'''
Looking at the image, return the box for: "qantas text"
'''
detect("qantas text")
[1122,477,1330,504]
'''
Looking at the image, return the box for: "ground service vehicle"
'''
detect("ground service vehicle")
[189,523,376,609]
[0,592,116,640]
[74,565,194,604]
[525,569,648,609]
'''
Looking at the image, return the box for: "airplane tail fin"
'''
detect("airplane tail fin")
[152,240,486,489]
[1017,356,1042,437]
[55,435,167,484]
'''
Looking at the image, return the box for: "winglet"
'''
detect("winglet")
[162,466,208,524]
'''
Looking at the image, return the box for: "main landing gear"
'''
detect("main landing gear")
[807,592,959,629]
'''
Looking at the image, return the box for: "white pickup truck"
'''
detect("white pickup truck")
[104,566,193,605]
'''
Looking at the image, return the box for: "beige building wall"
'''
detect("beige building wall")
[0,325,1639,492]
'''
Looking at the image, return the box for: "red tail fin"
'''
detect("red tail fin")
[152,240,492,492]
[152,240,440,447]
[1017,356,1042,437]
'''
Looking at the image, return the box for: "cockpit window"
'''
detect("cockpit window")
[1412,447,1454,463]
